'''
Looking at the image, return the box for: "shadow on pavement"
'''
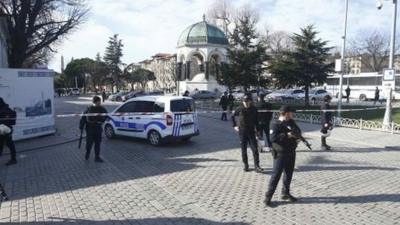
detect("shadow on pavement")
[10,217,250,225]
[298,194,400,204]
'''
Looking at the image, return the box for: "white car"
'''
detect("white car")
[104,96,200,145]
[267,89,304,100]
[298,89,331,102]
[71,88,80,96]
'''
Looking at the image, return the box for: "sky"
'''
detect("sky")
[49,0,396,72]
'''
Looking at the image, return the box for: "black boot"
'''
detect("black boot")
[281,194,298,202]
[255,165,264,173]
[5,159,17,166]
[264,196,272,207]
[95,156,104,163]
[85,151,90,160]
[321,137,331,151]
[243,164,249,172]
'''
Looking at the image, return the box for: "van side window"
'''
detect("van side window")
[117,102,137,113]
[153,102,165,112]
[135,101,155,113]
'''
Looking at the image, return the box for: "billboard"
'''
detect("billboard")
[0,68,56,140]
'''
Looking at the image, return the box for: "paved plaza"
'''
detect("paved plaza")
[0,97,399,225]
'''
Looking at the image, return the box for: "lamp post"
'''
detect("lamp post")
[378,0,397,129]
[338,0,349,118]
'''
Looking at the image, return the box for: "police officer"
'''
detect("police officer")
[256,94,273,152]
[0,98,17,166]
[232,94,263,173]
[265,106,299,207]
[80,96,108,162]
[219,92,229,121]
[321,95,333,151]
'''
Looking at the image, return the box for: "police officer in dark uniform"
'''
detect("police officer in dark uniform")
[232,94,263,173]
[265,106,299,207]
[80,96,108,162]
[0,98,17,166]
[256,94,273,152]
[321,95,333,151]
[219,92,229,121]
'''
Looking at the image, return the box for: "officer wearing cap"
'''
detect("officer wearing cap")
[265,105,300,207]
[321,95,333,151]
[256,93,273,152]
[232,94,263,173]
[80,96,108,162]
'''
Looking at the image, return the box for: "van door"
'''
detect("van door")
[112,101,138,137]
[132,101,155,138]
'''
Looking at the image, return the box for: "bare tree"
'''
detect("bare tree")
[263,29,293,57]
[349,30,397,73]
[206,0,232,35]
[0,0,89,68]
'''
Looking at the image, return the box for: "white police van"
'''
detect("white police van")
[104,96,199,145]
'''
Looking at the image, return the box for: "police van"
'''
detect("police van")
[104,96,199,145]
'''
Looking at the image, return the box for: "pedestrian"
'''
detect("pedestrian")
[228,92,235,112]
[102,90,107,103]
[0,183,8,201]
[79,96,108,162]
[345,86,351,103]
[57,88,62,97]
[321,95,333,151]
[232,94,263,173]
[0,98,17,166]
[183,90,190,97]
[374,87,380,105]
[264,106,299,207]
[219,92,229,121]
[256,94,273,152]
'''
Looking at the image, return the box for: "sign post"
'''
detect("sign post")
[383,69,395,130]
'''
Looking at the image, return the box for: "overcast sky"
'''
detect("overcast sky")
[49,0,396,72]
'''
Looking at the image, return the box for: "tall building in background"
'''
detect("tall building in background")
[0,13,8,68]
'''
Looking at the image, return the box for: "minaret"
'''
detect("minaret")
[61,55,65,74]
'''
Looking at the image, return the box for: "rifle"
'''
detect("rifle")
[78,128,84,149]
[287,125,313,151]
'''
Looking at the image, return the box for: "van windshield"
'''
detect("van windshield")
[170,99,194,112]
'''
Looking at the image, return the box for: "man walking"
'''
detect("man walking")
[80,96,108,162]
[219,92,229,121]
[321,95,333,151]
[256,94,273,152]
[345,86,351,103]
[232,94,263,173]
[265,106,299,207]
[0,98,17,166]
[102,90,107,103]
[374,87,380,105]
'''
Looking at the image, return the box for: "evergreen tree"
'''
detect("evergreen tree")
[103,34,124,91]
[218,12,268,91]
[269,25,333,106]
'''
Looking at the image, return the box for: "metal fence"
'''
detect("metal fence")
[195,100,400,135]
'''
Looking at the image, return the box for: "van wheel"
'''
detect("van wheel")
[148,130,162,146]
[359,94,367,101]
[104,125,115,139]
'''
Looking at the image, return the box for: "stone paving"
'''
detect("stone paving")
[0,97,399,225]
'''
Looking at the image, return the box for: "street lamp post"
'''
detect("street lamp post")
[379,0,397,129]
[338,0,349,118]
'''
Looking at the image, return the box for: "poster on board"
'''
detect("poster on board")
[0,68,56,141]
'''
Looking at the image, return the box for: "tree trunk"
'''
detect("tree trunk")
[304,86,310,107]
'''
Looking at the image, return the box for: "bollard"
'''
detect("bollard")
[391,122,395,134]
[360,119,363,130]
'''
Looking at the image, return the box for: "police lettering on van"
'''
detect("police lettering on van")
[104,96,199,145]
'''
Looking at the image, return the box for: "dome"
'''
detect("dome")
[177,19,229,47]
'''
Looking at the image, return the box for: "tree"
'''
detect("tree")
[263,29,293,58]
[349,30,398,73]
[103,34,124,91]
[91,53,109,91]
[206,0,232,34]
[123,67,155,91]
[54,73,67,89]
[0,0,88,68]
[218,7,268,90]
[269,25,333,106]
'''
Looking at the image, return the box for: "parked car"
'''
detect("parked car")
[190,90,217,99]
[109,91,128,102]
[298,89,332,102]
[71,88,80,96]
[267,89,304,101]
[122,90,165,102]
[104,96,199,145]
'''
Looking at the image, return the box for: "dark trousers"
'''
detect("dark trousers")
[221,107,228,121]
[239,129,260,167]
[0,134,16,161]
[86,125,103,158]
[266,153,296,197]
[259,122,272,147]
